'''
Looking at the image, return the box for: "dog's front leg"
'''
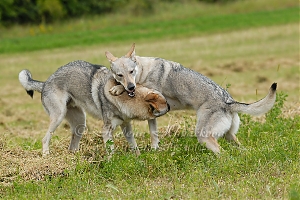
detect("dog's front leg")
[121,121,140,156]
[109,85,125,96]
[102,123,115,156]
[148,119,159,149]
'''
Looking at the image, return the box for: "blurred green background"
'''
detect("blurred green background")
[0,0,298,54]
[0,0,256,25]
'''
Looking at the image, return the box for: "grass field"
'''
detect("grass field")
[0,0,299,199]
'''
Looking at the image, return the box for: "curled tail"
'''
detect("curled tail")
[18,69,44,98]
[230,83,277,116]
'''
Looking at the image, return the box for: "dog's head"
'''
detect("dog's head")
[144,90,170,119]
[112,85,170,120]
[105,43,138,97]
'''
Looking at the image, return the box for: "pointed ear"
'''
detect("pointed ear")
[105,51,118,62]
[125,43,136,59]
[145,92,159,102]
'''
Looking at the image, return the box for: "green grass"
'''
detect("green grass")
[1,93,299,199]
[0,6,298,54]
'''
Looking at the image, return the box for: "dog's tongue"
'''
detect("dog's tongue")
[127,90,135,97]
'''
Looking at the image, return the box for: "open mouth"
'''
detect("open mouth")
[127,90,135,97]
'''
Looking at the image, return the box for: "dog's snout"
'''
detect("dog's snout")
[127,83,135,91]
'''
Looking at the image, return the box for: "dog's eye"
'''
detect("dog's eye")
[129,70,134,74]
[117,74,123,78]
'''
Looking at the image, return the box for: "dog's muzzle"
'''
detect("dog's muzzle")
[153,103,170,117]
[127,83,136,97]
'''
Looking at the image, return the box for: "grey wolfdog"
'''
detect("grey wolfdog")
[18,60,169,156]
[105,44,277,154]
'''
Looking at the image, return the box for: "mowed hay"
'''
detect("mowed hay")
[0,135,78,184]
[0,137,73,184]
[0,126,131,185]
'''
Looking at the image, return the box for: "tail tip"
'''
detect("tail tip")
[26,90,34,98]
[271,83,277,91]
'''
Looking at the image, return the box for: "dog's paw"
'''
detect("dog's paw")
[134,148,141,156]
[42,150,50,157]
[151,144,159,150]
[109,85,125,96]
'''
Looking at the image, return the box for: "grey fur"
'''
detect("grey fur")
[105,44,277,153]
[19,60,169,156]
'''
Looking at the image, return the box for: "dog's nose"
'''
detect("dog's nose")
[127,83,135,91]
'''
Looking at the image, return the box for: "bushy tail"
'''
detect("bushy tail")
[230,83,277,116]
[18,69,44,98]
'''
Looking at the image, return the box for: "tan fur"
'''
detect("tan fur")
[104,78,168,121]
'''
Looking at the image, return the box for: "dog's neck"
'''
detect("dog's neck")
[134,56,156,83]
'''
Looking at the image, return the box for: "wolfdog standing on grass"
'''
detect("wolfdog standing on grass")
[105,44,277,154]
[19,60,169,156]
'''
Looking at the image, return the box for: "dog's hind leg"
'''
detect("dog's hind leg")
[224,113,241,146]
[195,109,231,154]
[42,108,66,156]
[120,122,140,156]
[195,110,220,153]
[197,136,221,154]
[148,119,159,149]
[65,106,86,152]
[42,94,68,156]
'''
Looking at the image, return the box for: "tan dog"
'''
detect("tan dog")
[19,60,169,155]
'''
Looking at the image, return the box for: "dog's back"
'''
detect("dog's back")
[42,60,110,119]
